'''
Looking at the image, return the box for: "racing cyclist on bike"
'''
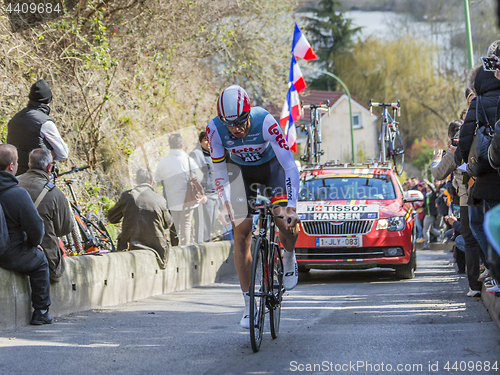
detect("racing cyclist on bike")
[206,85,300,329]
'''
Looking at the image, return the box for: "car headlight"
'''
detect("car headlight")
[376,216,406,231]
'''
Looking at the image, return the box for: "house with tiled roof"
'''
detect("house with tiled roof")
[266,90,379,163]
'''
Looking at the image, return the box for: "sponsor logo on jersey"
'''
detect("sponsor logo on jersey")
[227,140,234,146]
[286,177,293,201]
[232,147,262,154]
[268,123,290,150]
[215,178,225,197]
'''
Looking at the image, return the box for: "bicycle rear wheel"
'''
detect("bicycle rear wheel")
[269,244,283,339]
[249,238,266,353]
[66,213,83,255]
[391,129,405,176]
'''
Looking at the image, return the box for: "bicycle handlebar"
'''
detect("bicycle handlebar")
[56,165,90,178]
[369,100,401,116]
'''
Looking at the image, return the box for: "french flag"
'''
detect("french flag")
[292,23,317,61]
[280,83,302,153]
[289,55,306,93]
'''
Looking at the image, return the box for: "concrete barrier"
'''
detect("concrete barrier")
[0,241,235,330]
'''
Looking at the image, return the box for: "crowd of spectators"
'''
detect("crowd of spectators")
[411,40,500,297]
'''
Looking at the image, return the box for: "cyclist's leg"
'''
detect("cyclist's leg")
[233,218,253,293]
[263,158,299,289]
[226,162,262,327]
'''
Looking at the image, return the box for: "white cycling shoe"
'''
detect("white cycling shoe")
[283,250,299,290]
[240,312,251,329]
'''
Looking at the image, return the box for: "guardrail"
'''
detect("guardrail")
[0,241,235,329]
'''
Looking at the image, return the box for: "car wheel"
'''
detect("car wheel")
[298,264,310,274]
[395,251,416,279]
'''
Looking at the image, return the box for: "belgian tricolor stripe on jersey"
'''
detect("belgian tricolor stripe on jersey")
[271,194,288,205]
[212,155,225,163]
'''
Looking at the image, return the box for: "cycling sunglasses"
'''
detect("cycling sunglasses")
[222,113,249,127]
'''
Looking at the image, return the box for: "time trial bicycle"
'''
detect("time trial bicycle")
[54,165,115,255]
[300,101,330,166]
[370,100,405,176]
[248,200,285,352]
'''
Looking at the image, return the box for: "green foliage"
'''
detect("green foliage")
[304,0,361,90]
[406,138,443,171]
[335,37,464,150]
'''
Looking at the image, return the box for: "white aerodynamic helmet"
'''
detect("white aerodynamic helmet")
[217,85,251,126]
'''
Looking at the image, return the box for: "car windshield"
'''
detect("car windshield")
[299,174,397,201]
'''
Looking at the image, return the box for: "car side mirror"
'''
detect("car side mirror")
[404,190,424,203]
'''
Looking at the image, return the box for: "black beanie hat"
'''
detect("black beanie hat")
[29,79,52,104]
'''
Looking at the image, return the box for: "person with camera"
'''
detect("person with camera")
[432,119,483,295]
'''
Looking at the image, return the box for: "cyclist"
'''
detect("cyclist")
[206,85,300,329]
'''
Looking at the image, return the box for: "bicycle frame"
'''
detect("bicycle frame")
[369,100,404,176]
[253,202,282,303]
[300,101,330,166]
[54,165,115,254]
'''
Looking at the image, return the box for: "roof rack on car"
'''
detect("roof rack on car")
[301,159,392,171]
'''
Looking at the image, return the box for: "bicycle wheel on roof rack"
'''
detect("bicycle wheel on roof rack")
[391,128,405,176]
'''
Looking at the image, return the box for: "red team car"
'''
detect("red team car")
[295,163,423,279]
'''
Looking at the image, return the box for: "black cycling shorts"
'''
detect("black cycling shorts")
[226,156,288,220]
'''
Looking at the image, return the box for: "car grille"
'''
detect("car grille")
[301,220,374,236]
[296,247,387,260]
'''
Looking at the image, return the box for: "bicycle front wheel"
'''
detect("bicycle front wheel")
[391,129,405,176]
[249,238,266,353]
[86,212,116,252]
[269,244,283,339]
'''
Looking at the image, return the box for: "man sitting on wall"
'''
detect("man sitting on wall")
[107,168,173,268]
[18,148,73,282]
[0,144,52,325]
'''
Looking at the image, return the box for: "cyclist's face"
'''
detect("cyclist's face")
[226,119,250,138]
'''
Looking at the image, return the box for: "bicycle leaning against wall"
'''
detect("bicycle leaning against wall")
[370,100,405,176]
[54,165,115,255]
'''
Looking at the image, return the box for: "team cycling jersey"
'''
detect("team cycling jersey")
[206,106,300,208]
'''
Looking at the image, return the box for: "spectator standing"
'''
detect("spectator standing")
[422,180,441,250]
[155,134,202,246]
[7,79,69,175]
[107,169,173,268]
[0,144,52,325]
[432,120,483,295]
[17,149,72,282]
[189,131,219,243]
[459,42,500,290]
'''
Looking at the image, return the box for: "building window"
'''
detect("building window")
[352,113,362,129]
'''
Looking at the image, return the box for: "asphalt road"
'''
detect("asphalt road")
[1,249,499,375]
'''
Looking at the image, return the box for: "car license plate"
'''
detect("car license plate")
[315,236,362,247]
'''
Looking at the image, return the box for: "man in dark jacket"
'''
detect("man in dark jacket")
[18,149,72,282]
[107,169,172,269]
[7,79,69,175]
[0,144,52,325]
